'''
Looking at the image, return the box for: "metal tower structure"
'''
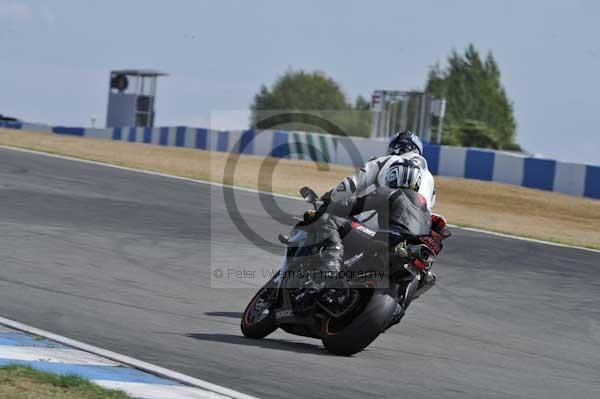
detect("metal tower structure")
[106,69,168,128]
[370,90,446,143]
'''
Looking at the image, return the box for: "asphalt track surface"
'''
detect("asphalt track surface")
[0,147,599,399]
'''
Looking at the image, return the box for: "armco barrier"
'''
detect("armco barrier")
[0,122,598,199]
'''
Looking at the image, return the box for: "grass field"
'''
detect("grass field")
[0,365,130,399]
[1,128,598,249]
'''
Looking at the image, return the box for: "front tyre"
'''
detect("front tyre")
[241,285,277,339]
[321,285,397,356]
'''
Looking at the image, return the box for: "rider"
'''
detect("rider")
[310,131,448,312]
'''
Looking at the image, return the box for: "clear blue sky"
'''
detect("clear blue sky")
[0,0,598,164]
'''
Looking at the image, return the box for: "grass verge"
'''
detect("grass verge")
[0,128,598,249]
[0,364,130,399]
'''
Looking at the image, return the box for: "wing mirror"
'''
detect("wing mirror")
[299,186,319,206]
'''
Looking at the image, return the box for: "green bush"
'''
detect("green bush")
[427,44,521,151]
[250,69,370,137]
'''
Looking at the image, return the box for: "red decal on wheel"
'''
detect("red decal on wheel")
[324,318,338,336]
[243,295,259,326]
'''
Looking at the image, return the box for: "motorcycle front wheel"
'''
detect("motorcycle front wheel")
[241,284,277,339]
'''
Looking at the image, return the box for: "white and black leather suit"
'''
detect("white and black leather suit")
[317,153,435,271]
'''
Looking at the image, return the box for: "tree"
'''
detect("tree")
[442,120,500,149]
[426,44,520,150]
[250,70,370,137]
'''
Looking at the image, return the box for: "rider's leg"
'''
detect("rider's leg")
[315,215,352,312]
[317,214,347,273]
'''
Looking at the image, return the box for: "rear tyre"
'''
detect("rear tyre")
[241,286,277,339]
[321,285,397,356]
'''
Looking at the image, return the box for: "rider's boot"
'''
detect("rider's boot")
[386,272,436,331]
[413,271,437,300]
[385,302,405,331]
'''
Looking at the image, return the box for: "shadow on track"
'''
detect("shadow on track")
[185,333,334,356]
[204,311,243,318]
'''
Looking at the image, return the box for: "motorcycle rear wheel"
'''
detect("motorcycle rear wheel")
[321,284,397,356]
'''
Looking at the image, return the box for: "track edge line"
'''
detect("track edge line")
[1,144,597,253]
[0,316,260,399]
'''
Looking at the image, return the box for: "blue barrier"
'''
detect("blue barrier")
[175,127,186,147]
[127,127,136,142]
[423,144,440,175]
[271,131,290,158]
[584,165,600,199]
[159,127,169,146]
[52,126,84,136]
[112,127,122,140]
[522,158,556,191]
[465,149,495,181]
[240,129,255,154]
[2,122,598,200]
[0,121,22,129]
[195,128,208,150]
[143,127,152,143]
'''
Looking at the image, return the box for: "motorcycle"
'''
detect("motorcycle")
[241,186,442,356]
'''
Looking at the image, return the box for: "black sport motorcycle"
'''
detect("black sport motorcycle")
[241,187,442,356]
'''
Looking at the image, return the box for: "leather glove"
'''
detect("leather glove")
[320,190,333,204]
[419,234,443,256]
[303,209,319,223]
[431,213,451,239]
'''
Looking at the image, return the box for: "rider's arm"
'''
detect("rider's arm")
[322,196,364,219]
[324,188,388,218]
[328,157,390,203]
